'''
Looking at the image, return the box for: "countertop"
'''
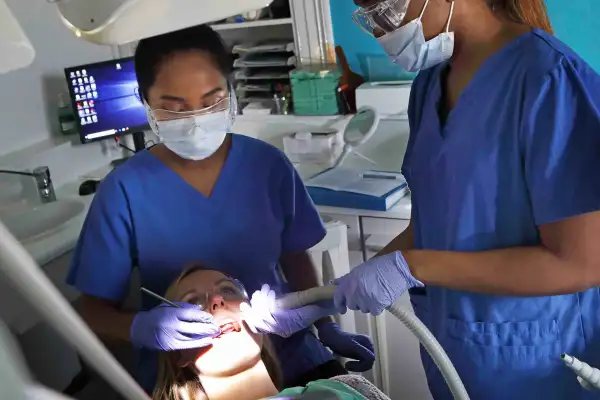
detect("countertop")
[23,171,106,267]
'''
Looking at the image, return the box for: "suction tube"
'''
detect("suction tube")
[276,286,470,400]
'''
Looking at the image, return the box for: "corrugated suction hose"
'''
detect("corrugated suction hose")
[276,286,470,400]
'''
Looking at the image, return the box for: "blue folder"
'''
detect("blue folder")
[307,173,409,211]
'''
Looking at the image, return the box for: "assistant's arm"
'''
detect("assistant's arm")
[377,216,414,257]
[405,212,600,295]
[385,62,600,297]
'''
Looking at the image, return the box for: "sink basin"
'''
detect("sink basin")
[0,199,85,243]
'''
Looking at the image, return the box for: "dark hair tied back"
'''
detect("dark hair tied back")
[134,24,233,102]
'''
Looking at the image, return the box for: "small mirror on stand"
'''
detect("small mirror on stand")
[332,106,381,168]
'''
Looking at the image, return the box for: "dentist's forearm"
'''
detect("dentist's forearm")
[404,246,598,296]
[77,295,135,343]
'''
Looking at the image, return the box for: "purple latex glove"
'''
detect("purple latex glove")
[333,251,423,316]
[130,302,221,351]
[316,321,375,372]
[240,284,338,338]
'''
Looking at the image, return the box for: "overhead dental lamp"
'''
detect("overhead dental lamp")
[0,0,34,73]
[51,0,275,45]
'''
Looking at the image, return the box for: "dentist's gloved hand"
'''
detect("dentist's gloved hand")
[315,321,375,372]
[130,302,221,351]
[333,251,423,316]
[240,284,338,338]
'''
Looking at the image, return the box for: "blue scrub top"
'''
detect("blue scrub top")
[404,29,600,399]
[67,134,334,392]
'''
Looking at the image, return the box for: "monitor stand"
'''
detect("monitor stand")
[132,131,146,152]
[110,131,147,168]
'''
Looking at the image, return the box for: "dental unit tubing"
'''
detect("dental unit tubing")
[562,354,600,391]
[277,286,470,400]
[0,221,149,400]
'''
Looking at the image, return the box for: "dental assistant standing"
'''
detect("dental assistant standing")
[67,25,374,393]
[332,0,600,399]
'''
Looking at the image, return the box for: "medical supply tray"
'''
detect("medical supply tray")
[290,67,341,116]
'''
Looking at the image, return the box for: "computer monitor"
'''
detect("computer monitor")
[64,56,150,146]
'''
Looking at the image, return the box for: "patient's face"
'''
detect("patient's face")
[172,269,263,377]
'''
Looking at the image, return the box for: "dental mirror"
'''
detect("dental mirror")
[333,106,380,168]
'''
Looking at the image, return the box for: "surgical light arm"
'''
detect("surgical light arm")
[53,0,276,45]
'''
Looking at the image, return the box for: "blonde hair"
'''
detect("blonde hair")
[486,0,554,34]
[152,265,283,400]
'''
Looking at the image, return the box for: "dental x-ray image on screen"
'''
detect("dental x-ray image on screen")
[64,56,149,144]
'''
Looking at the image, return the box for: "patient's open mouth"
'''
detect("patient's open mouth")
[216,321,241,337]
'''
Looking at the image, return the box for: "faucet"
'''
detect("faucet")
[0,166,57,204]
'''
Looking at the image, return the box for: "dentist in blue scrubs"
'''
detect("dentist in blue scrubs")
[67,25,374,393]
[330,0,600,398]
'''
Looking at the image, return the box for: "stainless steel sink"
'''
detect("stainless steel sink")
[0,199,85,243]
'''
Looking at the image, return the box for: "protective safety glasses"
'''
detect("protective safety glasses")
[187,277,249,311]
[352,0,412,36]
[151,96,231,122]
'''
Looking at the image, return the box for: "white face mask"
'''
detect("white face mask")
[148,109,234,161]
[378,0,455,73]
[145,94,237,161]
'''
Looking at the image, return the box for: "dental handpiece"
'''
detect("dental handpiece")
[275,285,470,400]
[562,354,600,390]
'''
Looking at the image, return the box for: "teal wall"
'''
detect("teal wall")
[331,1,600,80]
[330,2,416,81]
[546,0,600,72]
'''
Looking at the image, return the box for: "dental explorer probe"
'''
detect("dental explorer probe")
[140,287,182,308]
[276,285,470,400]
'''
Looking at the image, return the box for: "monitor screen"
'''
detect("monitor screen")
[64,57,150,144]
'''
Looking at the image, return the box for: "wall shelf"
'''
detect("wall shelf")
[211,18,293,31]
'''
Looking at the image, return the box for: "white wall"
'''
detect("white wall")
[0,0,113,156]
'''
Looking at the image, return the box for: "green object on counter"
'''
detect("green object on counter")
[290,67,342,116]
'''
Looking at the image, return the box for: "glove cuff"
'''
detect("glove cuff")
[314,319,337,331]
[392,251,424,289]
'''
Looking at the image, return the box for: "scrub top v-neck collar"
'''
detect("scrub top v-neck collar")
[429,29,534,140]
[144,134,242,205]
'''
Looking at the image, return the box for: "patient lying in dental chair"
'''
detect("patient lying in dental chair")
[152,265,390,400]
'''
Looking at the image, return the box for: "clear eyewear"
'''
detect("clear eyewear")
[352,0,411,36]
[151,96,230,122]
[186,277,249,311]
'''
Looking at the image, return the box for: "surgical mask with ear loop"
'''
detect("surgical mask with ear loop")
[144,89,238,161]
[377,0,455,73]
